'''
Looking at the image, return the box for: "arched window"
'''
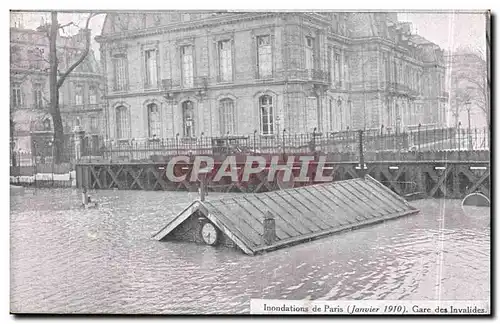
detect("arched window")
[147,103,161,138]
[115,106,130,139]
[182,101,195,138]
[259,95,274,135]
[219,98,235,135]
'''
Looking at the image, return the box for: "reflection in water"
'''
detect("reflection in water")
[10,189,490,314]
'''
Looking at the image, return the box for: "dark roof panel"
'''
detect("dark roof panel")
[153,175,419,255]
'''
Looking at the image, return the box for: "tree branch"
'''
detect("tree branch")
[56,13,99,89]
[58,21,76,30]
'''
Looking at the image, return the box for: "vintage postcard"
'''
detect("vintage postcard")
[9,9,491,315]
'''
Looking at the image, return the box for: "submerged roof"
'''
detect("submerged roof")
[153,175,419,255]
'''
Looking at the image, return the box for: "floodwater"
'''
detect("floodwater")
[10,188,490,314]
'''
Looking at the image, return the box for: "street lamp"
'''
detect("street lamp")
[49,137,55,186]
[465,100,472,150]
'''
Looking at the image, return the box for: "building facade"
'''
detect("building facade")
[10,23,104,154]
[96,12,448,143]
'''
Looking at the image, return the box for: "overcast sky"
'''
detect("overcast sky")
[11,11,488,60]
[398,11,487,54]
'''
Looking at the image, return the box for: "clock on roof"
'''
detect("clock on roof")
[200,221,219,246]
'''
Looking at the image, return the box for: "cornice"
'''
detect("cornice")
[96,12,279,43]
[10,68,104,80]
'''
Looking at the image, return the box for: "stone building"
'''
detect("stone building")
[10,22,104,155]
[96,11,448,143]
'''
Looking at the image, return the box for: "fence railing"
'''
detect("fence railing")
[74,127,489,163]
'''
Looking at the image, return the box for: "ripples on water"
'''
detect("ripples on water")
[10,188,490,314]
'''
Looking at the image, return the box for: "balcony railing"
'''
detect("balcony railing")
[162,76,210,92]
[59,104,103,112]
[385,82,412,94]
[286,69,330,83]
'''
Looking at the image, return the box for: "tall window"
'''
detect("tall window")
[34,83,43,108]
[398,61,403,84]
[89,86,97,105]
[113,55,127,91]
[147,103,161,138]
[12,83,22,108]
[344,53,349,86]
[144,49,158,87]
[329,98,335,130]
[115,106,130,139]
[75,85,83,106]
[257,35,272,78]
[182,101,195,137]
[416,71,420,91]
[305,37,315,76]
[90,116,98,131]
[218,40,233,82]
[405,66,410,87]
[181,45,194,88]
[259,95,274,135]
[334,52,341,86]
[219,98,235,135]
[384,53,390,82]
[327,47,332,84]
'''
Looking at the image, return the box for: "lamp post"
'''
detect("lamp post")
[49,137,55,186]
[198,168,209,202]
[465,100,472,150]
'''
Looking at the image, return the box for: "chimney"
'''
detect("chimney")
[262,211,276,246]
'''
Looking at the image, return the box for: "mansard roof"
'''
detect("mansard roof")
[100,11,234,36]
[98,11,445,65]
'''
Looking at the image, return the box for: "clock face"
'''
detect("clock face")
[201,222,218,246]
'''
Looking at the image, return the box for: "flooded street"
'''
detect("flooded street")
[10,188,490,314]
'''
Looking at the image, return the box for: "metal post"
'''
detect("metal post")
[310,127,317,153]
[263,211,276,246]
[199,169,208,202]
[475,128,478,150]
[200,132,204,155]
[358,129,365,177]
[33,140,37,188]
[282,128,286,156]
[458,122,461,160]
[468,107,472,150]
[253,130,257,153]
[417,123,421,153]
[51,140,55,187]
[176,133,179,155]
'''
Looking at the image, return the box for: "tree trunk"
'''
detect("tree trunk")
[49,11,64,164]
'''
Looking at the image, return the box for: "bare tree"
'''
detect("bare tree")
[48,11,101,164]
[449,47,489,129]
[11,11,102,164]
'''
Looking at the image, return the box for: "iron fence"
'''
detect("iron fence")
[78,126,489,163]
[10,133,105,176]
